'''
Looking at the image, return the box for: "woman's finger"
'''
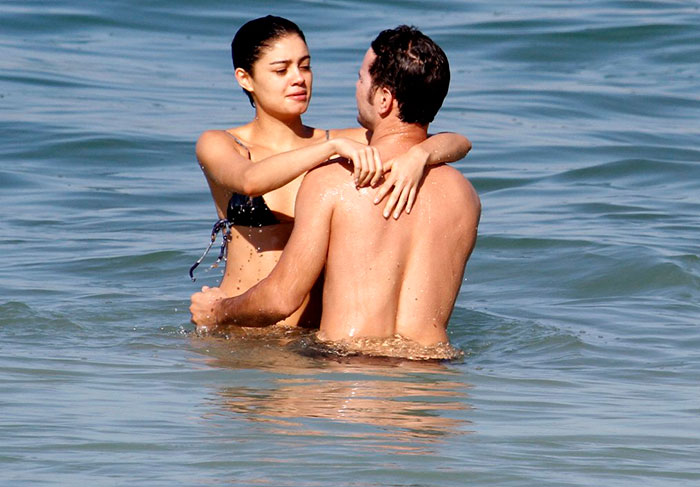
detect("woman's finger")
[369,147,383,187]
[374,173,395,205]
[383,181,402,218]
[352,151,362,185]
[357,150,370,187]
[405,186,417,214]
[393,184,411,219]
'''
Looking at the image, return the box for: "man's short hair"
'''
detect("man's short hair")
[369,25,450,125]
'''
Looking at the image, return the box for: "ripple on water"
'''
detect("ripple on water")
[0,301,83,337]
[552,158,700,187]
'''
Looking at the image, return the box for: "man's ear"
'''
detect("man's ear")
[376,86,395,117]
[235,67,254,93]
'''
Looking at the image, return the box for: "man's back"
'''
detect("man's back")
[303,160,480,346]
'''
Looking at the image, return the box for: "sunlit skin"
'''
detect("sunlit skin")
[194,33,472,329]
[191,46,481,349]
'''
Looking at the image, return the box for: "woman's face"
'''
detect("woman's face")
[244,34,313,117]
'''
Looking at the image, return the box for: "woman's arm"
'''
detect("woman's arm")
[330,128,471,164]
[196,130,383,196]
[413,131,472,165]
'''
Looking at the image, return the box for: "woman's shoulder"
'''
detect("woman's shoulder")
[198,125,251,144]
[196,127,251,162]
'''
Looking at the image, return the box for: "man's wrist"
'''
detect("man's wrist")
[214,297,230,328]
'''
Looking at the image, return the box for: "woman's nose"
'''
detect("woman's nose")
[291,67,305,84]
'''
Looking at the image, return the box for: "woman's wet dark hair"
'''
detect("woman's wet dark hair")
[232,16,306,107]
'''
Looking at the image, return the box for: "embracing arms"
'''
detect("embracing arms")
[196,130,382,196]
[196,129,470,205]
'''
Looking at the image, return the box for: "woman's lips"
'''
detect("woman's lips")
[287,92,307,101]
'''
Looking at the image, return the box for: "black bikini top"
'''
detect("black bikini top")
[225,136,280,227]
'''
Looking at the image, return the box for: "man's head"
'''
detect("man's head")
[356,25,450,129]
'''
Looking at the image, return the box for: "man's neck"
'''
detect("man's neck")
[368,119,428,161]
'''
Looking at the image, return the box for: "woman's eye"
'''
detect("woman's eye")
[300,65,312,71]
[275,69,287,75]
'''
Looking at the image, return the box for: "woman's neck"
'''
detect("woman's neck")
[247,110,314,149]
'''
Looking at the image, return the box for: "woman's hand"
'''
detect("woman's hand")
[374,145,429,219]
[331,138,383,188]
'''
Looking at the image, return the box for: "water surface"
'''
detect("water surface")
[1,1,699,485]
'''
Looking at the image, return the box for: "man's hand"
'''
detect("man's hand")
[190,286,227,334]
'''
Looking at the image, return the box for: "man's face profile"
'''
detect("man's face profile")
[355,48,377,130]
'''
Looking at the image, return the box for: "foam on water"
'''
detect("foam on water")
[295,333,464,361]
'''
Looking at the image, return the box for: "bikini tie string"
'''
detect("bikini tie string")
[189,219,232,281]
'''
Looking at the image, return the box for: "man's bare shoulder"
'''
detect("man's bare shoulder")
[425,163,471,188]
[304,158,354,186]
[294,159,355,211]
[424,164,480,213]
[328,127,370,144]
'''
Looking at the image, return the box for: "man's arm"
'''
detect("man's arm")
[190,166,335,333]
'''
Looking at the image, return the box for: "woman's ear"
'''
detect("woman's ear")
[235,67,254,93]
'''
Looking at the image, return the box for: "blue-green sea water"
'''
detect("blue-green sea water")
[1,1,699,485]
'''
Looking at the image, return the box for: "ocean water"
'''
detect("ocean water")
[1,0,699,485]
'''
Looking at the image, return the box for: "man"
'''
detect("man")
[191,25,480,348]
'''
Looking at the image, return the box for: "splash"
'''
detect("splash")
[294,333,464,361]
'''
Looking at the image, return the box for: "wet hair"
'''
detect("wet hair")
[231,16,307,107]
[369,25,450,125]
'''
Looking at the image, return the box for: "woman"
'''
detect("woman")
[191,16,470,328]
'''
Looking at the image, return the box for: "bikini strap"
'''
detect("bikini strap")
[229,134,251,159]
